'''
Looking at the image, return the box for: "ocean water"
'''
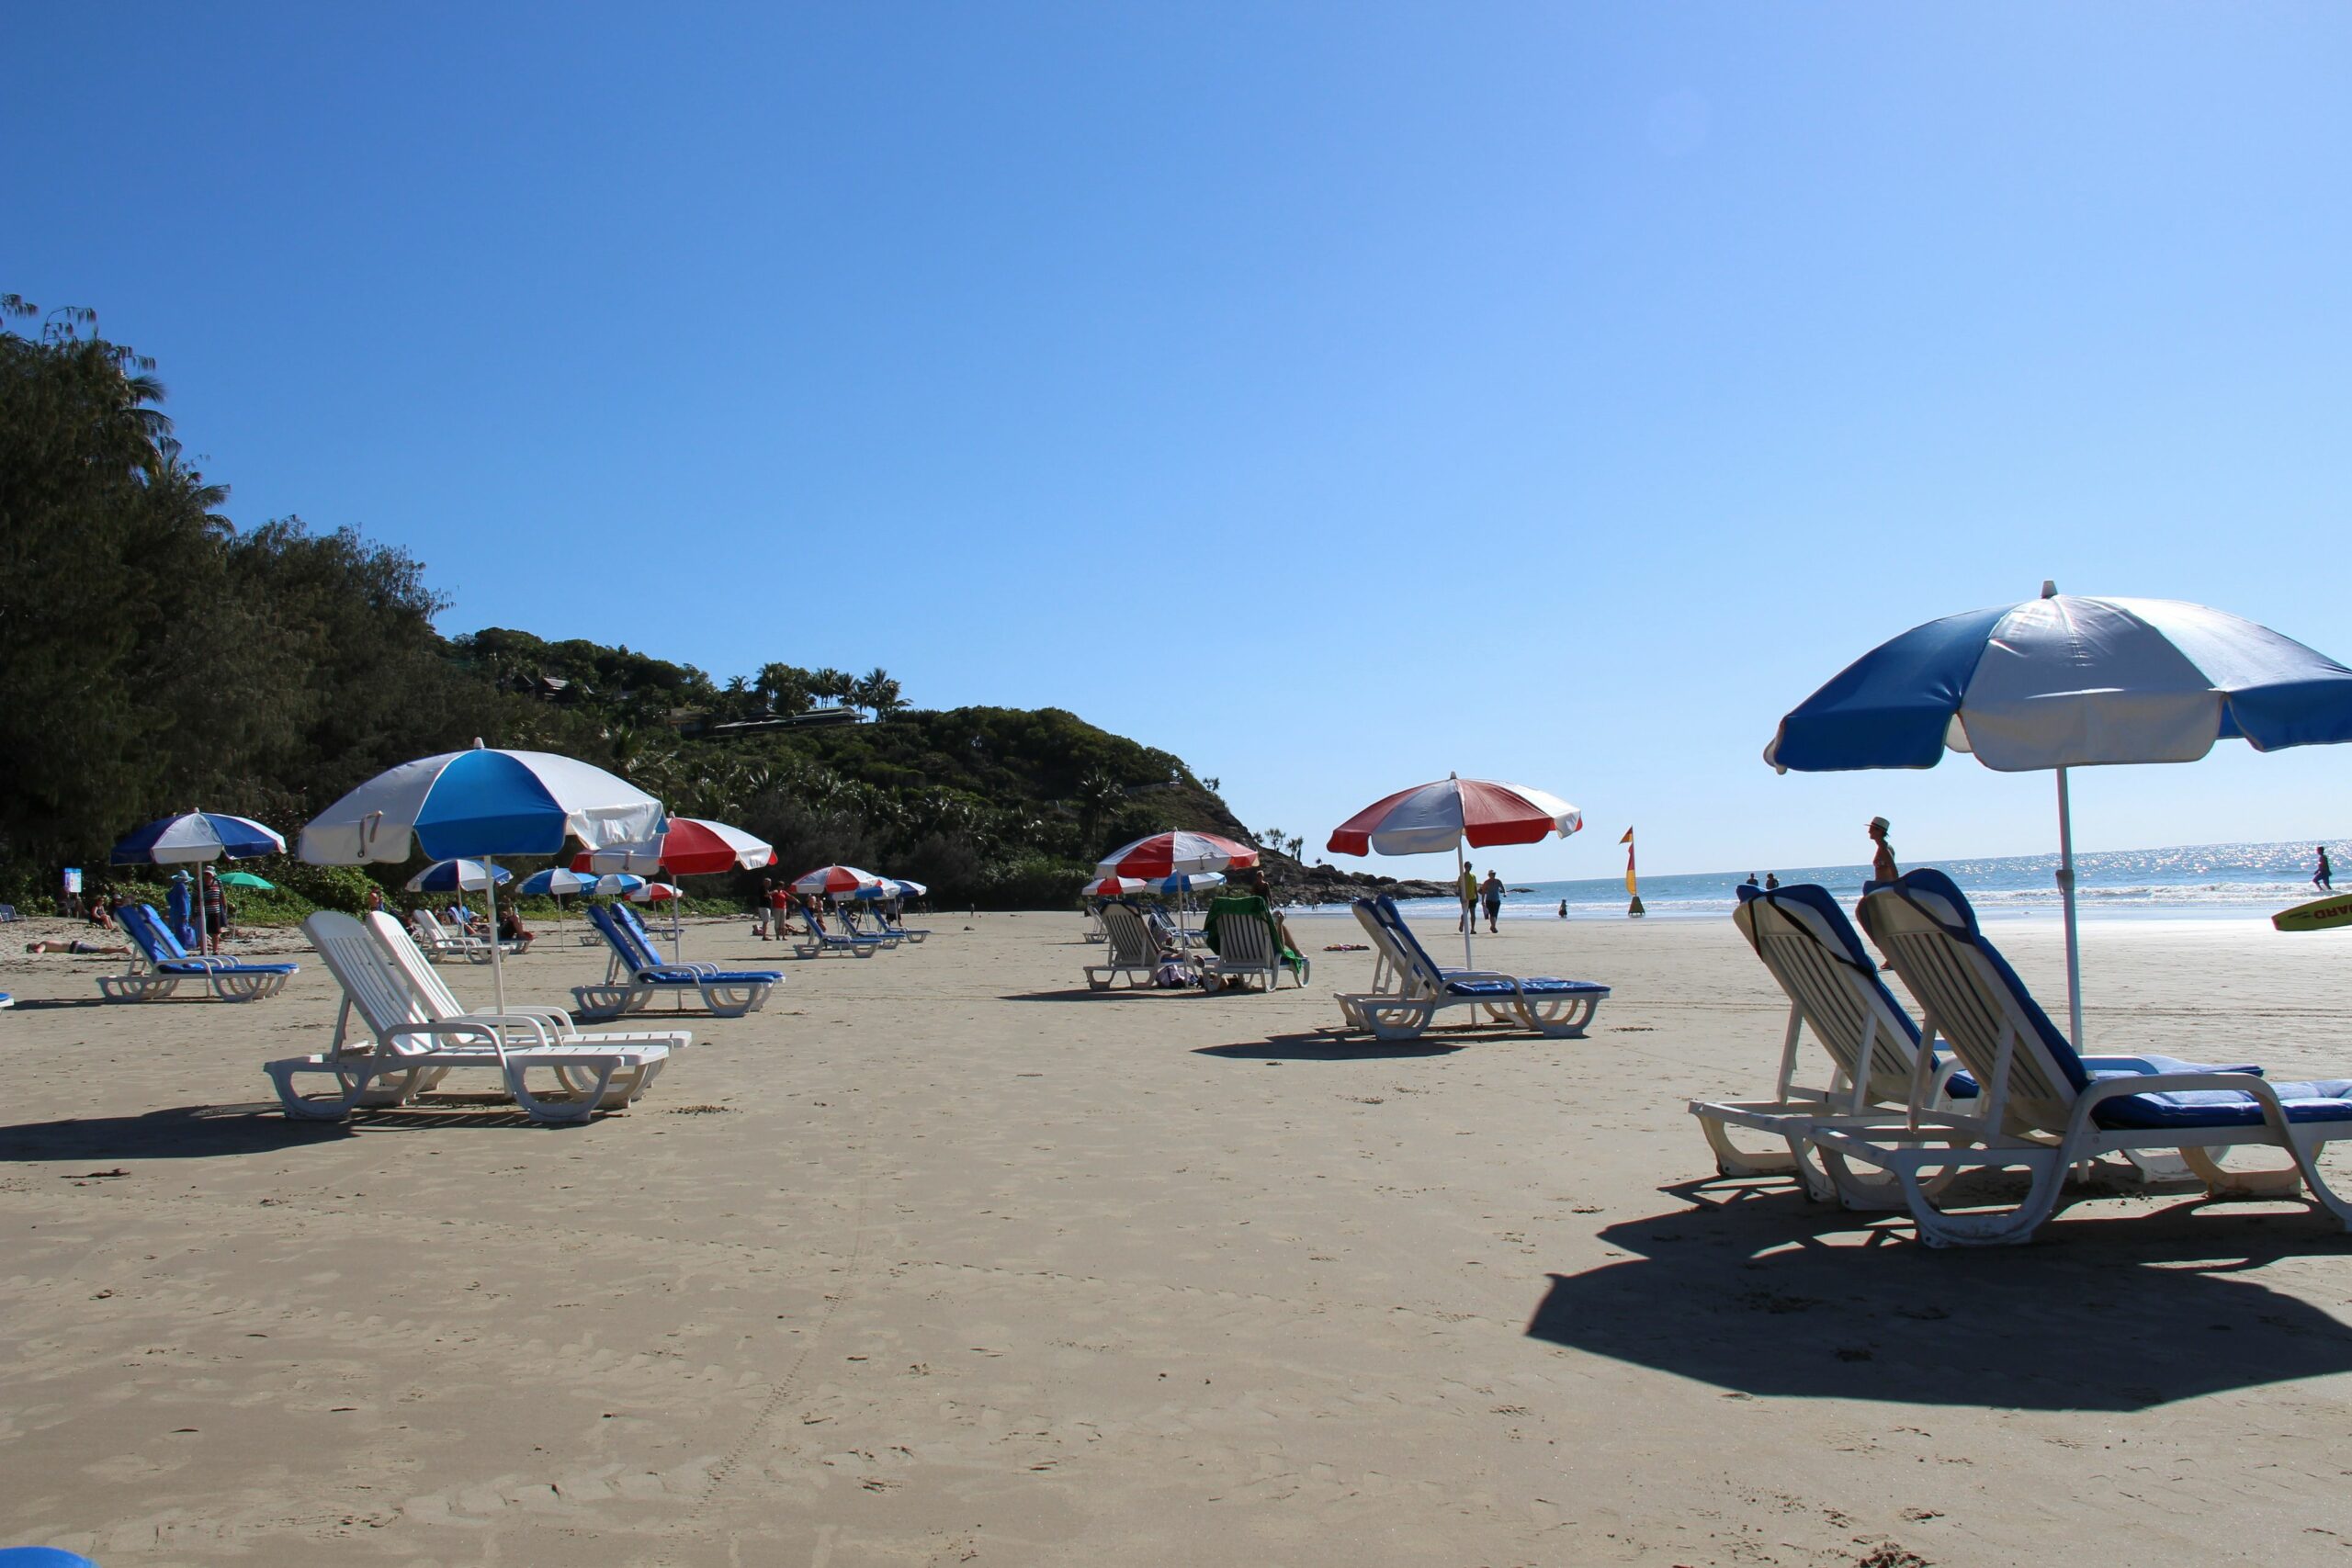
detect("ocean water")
[1295,838,2348,923]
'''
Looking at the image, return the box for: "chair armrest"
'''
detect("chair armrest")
[442,1011,556,1050]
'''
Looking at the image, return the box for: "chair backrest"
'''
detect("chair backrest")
[1366,896,1450,990]
[363,911,469,1020]
[121,903,179,967]
[616,900,677,959]
[1858,870,2088,1131]
[1215,904,1278,967]
[588,902,661,972]
[1732,884,1922,1100]
[1099,902,1159,966]
[304,910,435,1043]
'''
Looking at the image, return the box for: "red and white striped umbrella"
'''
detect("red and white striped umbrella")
[573,818,774,877]
[1094,830,1259,880]
[791,863,888,897]
[1328,774,1581,856]
[624,881,685,903]
[1327,773,1581,965]
[1080,874,1151,899]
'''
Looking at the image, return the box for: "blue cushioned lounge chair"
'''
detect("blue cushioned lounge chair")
[573,903,784,1019]
[99,903,298,1002]
[1333,895,1608,1043]
[1807,869,2352,1247]
[791,904,888,959]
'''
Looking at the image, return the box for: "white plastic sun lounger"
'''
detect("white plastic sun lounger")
[1332,895,1608,1043]
[98,903,298,1002]
[573,903,783,1018]
[1083,902,1163,990]
[266,911,674,1123]
[1201,899,1307,993]
[1687,885,1973,1206]
[1804,870,2352,1247]
[407,908,514,964]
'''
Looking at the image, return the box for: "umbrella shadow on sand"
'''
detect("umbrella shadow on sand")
[1195,1032,1461,1062]
[1526,1180,2352,1411]
[0,1099,586,1162]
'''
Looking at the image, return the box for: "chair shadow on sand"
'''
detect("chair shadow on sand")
[0,1099,586,1161]
[1526,1178,2352,1412]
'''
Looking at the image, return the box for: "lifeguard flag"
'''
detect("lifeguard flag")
[1621,828,1637,894]
[1619,829,1634,845]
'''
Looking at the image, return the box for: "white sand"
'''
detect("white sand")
[4,907,2351,1565]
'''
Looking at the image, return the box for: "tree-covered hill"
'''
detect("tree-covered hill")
[0,295,1258,908]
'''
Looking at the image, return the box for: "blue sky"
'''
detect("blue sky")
[9,4,2349,879]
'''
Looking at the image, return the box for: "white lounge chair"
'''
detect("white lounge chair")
[407,908,510,964]
[1332,895,1608,1042]
[1083,902,1164,990]
[97,903,298,1002]
[266,911,675,1123]
[1804,870,2352,1247]
[1688,885,1973,1205]
[573,903,784,1018]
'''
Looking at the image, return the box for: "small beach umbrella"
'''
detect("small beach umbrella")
[1328,773,1583,965]
[625,881,684,902]
[404,858,514,894]
[516,865,598,938]
[217,871,276,891]
[888,878,928,898]
[299,742,665,1015]
[111,810,287,953]
[1080,874,1151,899]
[792,864,888,897]
[1095,830,1259,880]
[1766,582,2352,1047]
[585,873,647,897]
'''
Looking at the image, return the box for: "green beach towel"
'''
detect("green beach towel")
[1201,895,1307,980]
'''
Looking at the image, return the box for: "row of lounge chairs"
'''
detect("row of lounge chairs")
[1691,871,2352,1246]
[791,901,929,958]
[1084,898,1310,992]
[407,908,525,964]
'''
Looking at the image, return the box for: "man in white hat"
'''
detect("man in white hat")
[1867,816,1897,886]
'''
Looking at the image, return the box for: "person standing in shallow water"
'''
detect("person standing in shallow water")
[2315,846,2333,892]
[1867,816,1898,886]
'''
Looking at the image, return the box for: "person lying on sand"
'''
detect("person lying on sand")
[26,939,133,956]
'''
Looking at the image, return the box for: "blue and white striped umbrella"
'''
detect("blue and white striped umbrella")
[888,878,927,897]
[1143,872,1225,896]
[405,859,514,894]
[111,811,285,866]
[1766,585,2352,1045]
[516,867,599,897]
[300,743,666,1011]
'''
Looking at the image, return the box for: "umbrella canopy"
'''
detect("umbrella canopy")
[572,817,775,877]
[888,878,927,897]
[791,864,887,897]
[1765,584,2352,1046]
[1095,830,1259,880]
[625,882,684,903]
[111,811,285,865]
[299,744,664,864]
[300,742,666,1014]
[516,866,600,897]
[1329,776,1582,856]
[1764,590,2352,773]
[216,871,275,891]
[1142,871,1225,896]
[1080,874,1150,899]
[1327,773,1582,965]
[405,858,513,894]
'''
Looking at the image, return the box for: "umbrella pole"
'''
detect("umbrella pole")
[2056,766,2084,1049]
[484,857,509,1016]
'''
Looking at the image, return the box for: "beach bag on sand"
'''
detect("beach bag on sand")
[1153,959,1198,988]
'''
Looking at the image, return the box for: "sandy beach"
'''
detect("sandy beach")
[5,908,2352,1566]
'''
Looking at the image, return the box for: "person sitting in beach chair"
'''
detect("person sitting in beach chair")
[1201,894,1309,992]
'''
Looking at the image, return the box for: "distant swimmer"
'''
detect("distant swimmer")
[1765,872,1780,890]
[1557,898,1567,919]
[1867,817,1898,885]
[2317,846,2334,892]
[1743,873,1758,889]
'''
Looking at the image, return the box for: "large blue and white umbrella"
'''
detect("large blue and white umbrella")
[1767,584,2352,1043]
[405,859,513,894]
[112,811,285,865]
[111,810,286,952]
[300,743,665,1012]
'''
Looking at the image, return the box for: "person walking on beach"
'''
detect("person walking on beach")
[1479,869,1504,932]
[1867,817,1898,886]
[2315,846,2333,892]
[1458,863,1478,932]
[1557,897,1567,919]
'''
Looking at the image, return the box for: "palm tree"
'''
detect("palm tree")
[856,667,906,717]
[812,668,851,707]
